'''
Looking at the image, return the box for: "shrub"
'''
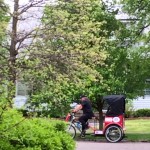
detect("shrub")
[0,109,75,150]
[133,109,150,117]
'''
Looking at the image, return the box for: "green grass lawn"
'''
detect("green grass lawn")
[125,118,150,142]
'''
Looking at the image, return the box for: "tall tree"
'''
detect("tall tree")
[118,0,150,94]
[0,0,10,113]
[24,0,109,117]
[7,0,149,125]
[0,0,9,81]
[0,0,45,106]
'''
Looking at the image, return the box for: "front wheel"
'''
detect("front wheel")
[105,125,123,143]
[66,124,76,139]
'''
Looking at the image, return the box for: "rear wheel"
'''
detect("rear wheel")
[66,124,76,139]
[105,125,123,143]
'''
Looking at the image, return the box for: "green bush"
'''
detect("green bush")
[133,109,150,117]
[50,119,67,131]
[0,109,75,150]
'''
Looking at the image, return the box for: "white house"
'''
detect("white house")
[13,81,29,109]
[133,95,150,110]
[132,80,150,110]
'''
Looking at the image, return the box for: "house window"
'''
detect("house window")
[144,89,150,95]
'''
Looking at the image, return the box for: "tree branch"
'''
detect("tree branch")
[137,23,150,36]
[18,0,45,15]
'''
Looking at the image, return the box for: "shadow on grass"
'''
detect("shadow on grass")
[75,133,150,142]
[75,133,106,142]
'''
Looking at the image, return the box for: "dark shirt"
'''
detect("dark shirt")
[81,99,94,117]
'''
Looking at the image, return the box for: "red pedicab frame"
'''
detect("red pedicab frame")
[94,95,126,142]
[66,95,126,143]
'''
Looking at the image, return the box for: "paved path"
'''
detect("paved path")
[76,141,150,150]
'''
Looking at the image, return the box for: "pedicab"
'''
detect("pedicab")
[66,95,126,143]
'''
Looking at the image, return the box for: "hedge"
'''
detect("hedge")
[125,109,150,118]
[0,109,75,150]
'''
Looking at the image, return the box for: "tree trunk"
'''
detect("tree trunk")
[94,95,104,130]
[98,106,104,130]
[7,0,19,107]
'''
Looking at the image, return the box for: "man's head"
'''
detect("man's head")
[80,95,87,101]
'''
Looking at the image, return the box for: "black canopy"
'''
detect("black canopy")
[103,95,126,117]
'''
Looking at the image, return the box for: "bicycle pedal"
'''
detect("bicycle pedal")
[80,136,85,139]
[80,134,85,138]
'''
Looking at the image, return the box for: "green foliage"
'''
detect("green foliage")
[0,1,13,107]
[23,0,110,116]
[25,0,124,111]
[1,0,148,129]
[134,109,150,117]
[125,100,134,118]
[120,0,150,31]
[22,0,150,121]
[116,0,150,98]
[125,108,150,118]
[0,0,10,82]
[0,109,75,150]
[0,0,10,41]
